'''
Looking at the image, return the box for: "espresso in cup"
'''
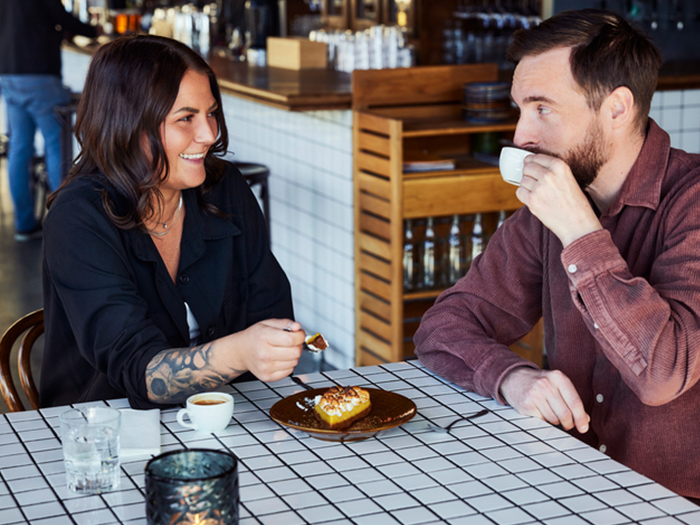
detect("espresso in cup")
[177,392,234,433]
[193,399,226,406]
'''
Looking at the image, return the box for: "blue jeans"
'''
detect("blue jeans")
[1,75,71,232]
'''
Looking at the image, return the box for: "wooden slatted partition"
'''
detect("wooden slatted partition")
[352,64,544,368]
[354,110,406,364]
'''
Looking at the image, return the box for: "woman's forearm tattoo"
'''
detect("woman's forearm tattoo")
[145,342,246,404]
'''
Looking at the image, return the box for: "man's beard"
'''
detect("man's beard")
[528,120,609,190]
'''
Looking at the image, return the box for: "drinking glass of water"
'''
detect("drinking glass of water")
[60,406,121,494]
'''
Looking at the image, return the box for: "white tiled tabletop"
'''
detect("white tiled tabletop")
[1,361,698,525]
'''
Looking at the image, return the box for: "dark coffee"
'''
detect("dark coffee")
[193,399,226,406]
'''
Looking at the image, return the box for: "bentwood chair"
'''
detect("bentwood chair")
[0,309,43,412]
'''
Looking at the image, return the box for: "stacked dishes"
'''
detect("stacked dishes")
[463,82,511,123]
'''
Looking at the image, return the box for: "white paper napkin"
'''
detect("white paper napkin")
[119,409,161,461]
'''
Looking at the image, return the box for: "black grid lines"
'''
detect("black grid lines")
[1,363,699,524]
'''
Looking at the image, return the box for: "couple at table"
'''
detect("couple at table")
[39,10,700,501]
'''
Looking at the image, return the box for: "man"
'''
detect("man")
[0,0,97,241]
[414,9,700,500]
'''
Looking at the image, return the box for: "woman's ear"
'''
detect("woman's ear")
[606,86,635,130]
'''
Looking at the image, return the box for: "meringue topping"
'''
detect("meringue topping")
[315,386,370,417]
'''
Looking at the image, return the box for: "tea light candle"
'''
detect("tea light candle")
[145,449,238,525]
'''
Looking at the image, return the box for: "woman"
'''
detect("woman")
[40,35,304,409]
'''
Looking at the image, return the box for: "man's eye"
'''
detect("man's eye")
[538,106,552,115]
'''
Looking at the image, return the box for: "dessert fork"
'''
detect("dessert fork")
[290,375,314,390]
[427,408,489,433]
[283,325,328,353]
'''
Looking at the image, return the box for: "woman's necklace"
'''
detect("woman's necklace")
[147,193,183,237]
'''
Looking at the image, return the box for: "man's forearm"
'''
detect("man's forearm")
[145,342,246,404]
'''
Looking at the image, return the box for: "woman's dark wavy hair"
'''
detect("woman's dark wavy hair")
[47,34,229,229]
[507,9,663,136]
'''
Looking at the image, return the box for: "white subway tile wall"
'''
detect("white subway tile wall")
[649,89,700,154]
[221,96,355,370]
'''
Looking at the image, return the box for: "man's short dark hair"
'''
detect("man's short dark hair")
[507,9,663,135]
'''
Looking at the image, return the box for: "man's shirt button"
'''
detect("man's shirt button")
[596,393,604,403]
[568,264,578,273]
[599,444,607,453]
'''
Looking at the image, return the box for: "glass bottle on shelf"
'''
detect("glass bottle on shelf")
[497,210,507,229]
[446,214,467,285]
[403,219,416,291]
[459,214,474,271]
[471,212,485,262]
[420,217,437,290]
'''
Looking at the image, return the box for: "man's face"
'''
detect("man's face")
[510,47,611,189]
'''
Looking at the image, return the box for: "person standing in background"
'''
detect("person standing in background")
[0,0,98,241]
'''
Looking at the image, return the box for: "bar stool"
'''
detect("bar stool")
[54,95,80,182]
[232,161,271,239]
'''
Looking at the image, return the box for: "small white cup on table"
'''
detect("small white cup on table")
[499,146,534,186]
[177,392,234,433]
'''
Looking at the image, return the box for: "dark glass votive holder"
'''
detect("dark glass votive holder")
[145,449,239,525]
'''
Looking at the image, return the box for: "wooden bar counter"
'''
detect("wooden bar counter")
[657,61,700,91]
[207,54,352,111]
[64,41,352,111]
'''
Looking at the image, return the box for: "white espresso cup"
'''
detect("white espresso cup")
[499,146,534,186]
[177,392,234,433]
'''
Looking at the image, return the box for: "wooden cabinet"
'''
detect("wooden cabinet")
[352,64,544,368]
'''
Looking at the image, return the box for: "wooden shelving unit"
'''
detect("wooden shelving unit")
[352,64,544,368]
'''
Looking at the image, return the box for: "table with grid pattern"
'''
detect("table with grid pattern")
[1,360,699,525]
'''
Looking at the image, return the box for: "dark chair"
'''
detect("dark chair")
[233,161,271,238]
[0,310,44,412]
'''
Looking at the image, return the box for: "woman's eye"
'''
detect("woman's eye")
[179,115,193,122]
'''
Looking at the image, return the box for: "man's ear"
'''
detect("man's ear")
[606,86,635,129]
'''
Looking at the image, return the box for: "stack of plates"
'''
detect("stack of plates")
[463,82,511,123]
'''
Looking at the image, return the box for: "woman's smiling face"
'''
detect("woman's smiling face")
[159,69,219,197]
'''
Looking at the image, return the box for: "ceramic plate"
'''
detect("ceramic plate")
[269,388,417,442]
